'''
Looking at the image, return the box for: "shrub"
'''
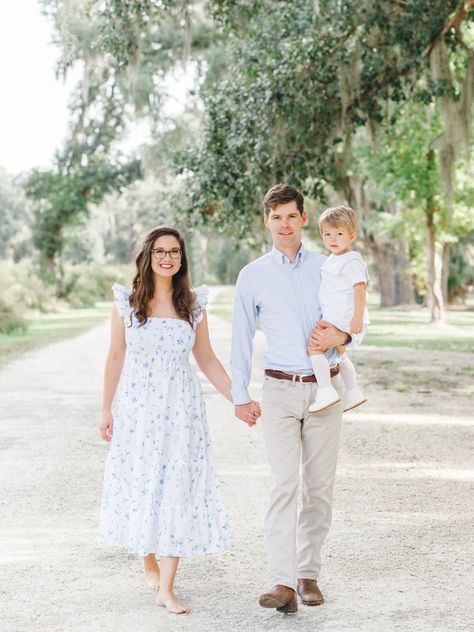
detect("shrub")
[0,260,56,333]
[0,299,28,334]
[64,264,132,308]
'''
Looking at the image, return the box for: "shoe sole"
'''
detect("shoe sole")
[259,595,285,608]
[259,596,297,613]
[308,397,341,413]
[300,597,324,606]
[277,602,298,613]
[343,398,367,413]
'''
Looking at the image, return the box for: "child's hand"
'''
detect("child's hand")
[350,317,363,334]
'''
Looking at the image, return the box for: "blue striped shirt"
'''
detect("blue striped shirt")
[230,243,341,404]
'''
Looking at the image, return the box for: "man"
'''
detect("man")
[231,184,350,613]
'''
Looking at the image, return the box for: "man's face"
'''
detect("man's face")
[264,201,307,250]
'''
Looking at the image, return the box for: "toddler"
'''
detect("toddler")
[308,205,369,413]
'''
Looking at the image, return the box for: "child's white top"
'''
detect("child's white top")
[319,251,370,337]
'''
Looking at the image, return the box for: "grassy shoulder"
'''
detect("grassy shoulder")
[209,288,474,353]
[0,303,111,367]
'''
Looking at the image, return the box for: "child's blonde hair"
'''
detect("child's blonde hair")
[319,205,358,234]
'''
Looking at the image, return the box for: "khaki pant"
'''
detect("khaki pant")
[261,374,344,590]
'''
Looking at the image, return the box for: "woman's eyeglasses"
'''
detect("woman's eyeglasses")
[151,248,182,260]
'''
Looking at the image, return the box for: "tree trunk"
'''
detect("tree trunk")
[365,234,414,307]
[426,196,444,323]
[57,248,65,298]
[441,242,450,305]
[392,235,415,305]
[367,234,393,307]
[340,177,415,307]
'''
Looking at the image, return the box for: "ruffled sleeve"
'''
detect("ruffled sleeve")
[112,283,132,319]
[193,284,209,326]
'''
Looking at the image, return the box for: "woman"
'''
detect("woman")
[98,226,259,614]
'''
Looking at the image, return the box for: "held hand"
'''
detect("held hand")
[308,321,350,354]
[350,317,363,334]
[247,400,261,426]
[235,400,261,427]
[99,411,114,442]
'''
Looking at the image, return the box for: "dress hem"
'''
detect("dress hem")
[98,539,232,557]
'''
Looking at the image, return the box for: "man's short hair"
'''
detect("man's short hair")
[263,184,305,216]
[319,205,358,234]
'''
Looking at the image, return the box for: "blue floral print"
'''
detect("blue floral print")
[99,283,231,556]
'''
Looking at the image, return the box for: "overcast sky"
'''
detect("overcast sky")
[0,1,198,177]
[0,0,76,175]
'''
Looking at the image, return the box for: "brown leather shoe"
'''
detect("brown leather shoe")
[297,578,324,606]
[259,585,298,613]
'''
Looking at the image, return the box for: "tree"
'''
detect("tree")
[44,1,474,312]
[0,168,31,261]
[25,155,141,293]
[177,0,474,314]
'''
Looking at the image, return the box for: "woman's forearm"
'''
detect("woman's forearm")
[197,356,233,403]
[102,353,125,412]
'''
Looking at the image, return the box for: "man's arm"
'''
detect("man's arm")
[230,271,258,413]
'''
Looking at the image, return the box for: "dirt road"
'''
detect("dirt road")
[1,296,473,632]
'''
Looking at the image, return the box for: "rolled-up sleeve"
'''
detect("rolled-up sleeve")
[230,270,257,405]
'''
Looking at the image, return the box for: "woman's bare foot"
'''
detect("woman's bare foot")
[143,555,160,591]
[156,590,190,614]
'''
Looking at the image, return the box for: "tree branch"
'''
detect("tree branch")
[423,0,474,58]
[382,0,409,7]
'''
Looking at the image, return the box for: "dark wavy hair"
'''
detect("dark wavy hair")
[128,226,195,327]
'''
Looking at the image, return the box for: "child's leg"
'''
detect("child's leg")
[310,351,332,388]
[336,346,358,390]
[336,346,367,411]
[308,350,340,412]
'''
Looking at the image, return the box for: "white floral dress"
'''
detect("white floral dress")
[99,283,231,556]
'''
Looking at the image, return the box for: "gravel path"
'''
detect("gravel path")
[1,293,473,632]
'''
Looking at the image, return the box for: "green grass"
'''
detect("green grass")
[209,288,474,353]
[0,303,111,366]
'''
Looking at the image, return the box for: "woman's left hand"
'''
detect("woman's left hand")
[99,411,114,442]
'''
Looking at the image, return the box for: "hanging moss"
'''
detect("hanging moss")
[430,38,474,206]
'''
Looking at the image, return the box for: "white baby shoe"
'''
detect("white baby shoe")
[308,385,341,413]
[343,387,367,412]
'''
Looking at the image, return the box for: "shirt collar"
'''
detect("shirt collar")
[271,243,307,266]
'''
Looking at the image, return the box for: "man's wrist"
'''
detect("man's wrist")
[232,389,252,405]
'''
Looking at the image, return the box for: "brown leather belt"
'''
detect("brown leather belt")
[265,367,339,383]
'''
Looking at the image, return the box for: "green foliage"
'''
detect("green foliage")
[0,168,32,260]
[178,0,466,233]
[0,260,57,333]
[356,102,441,208]
[205,237,255,283]
[64,263,132,307]
[25,156,141,285]
[0,301,27,335]
[34,1,474,309]
[448,238,474,302]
